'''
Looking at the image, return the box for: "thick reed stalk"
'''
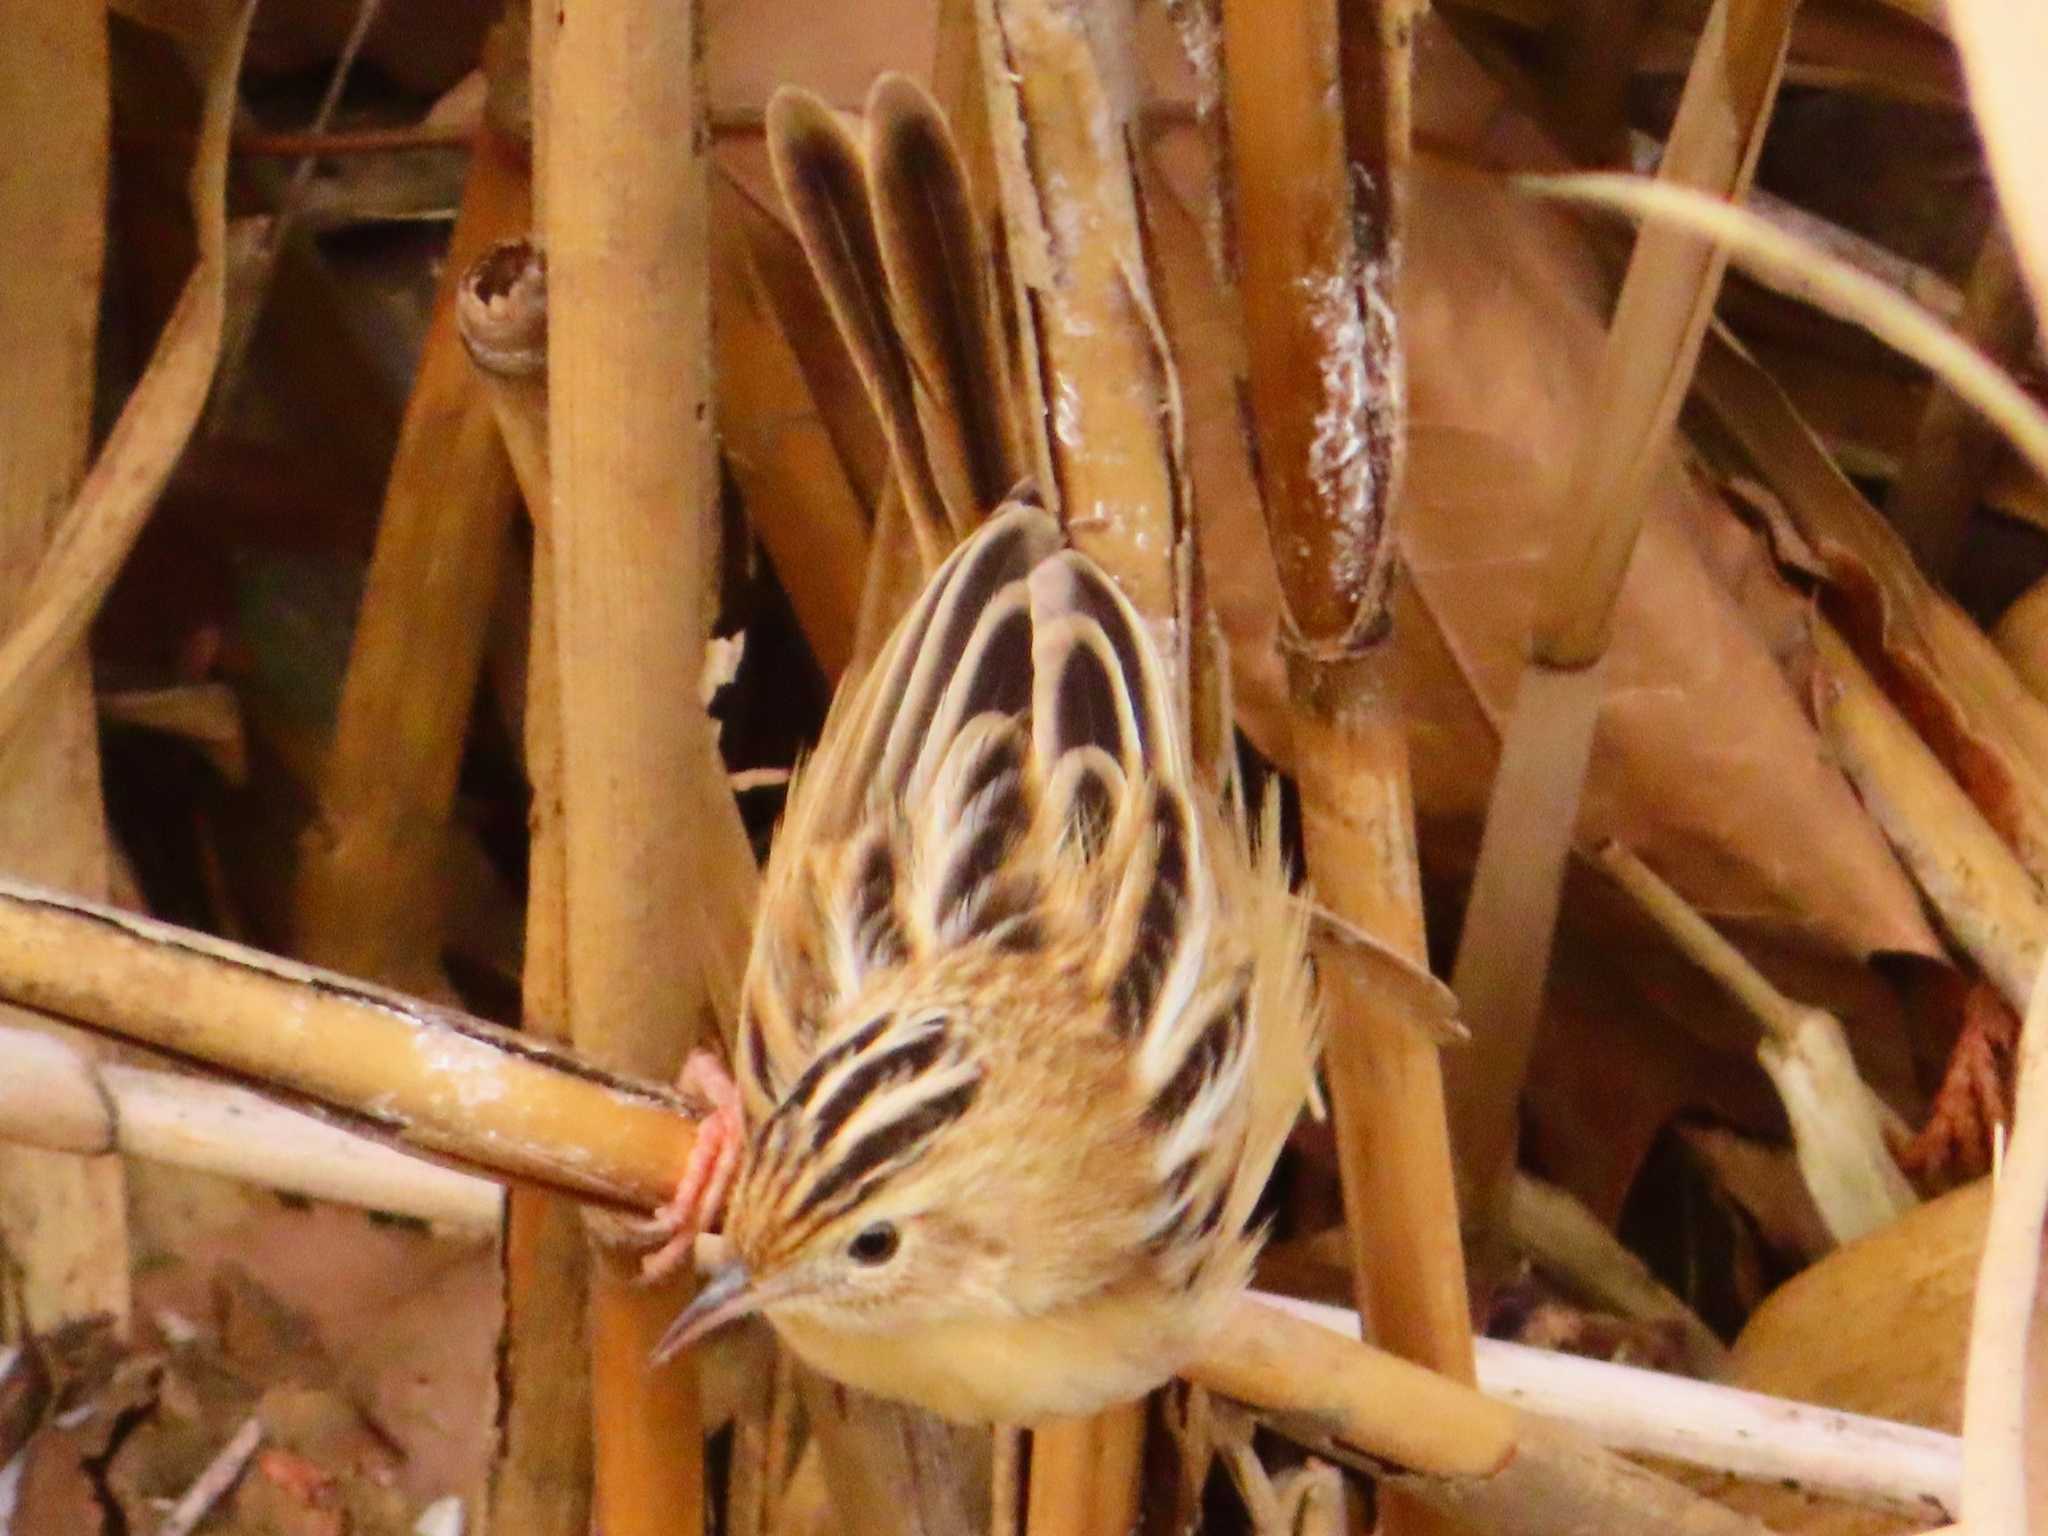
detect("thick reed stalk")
[1194,1300,1780,1536]
[0,880,701,1205]
[0,0,258,1333]
[547,0,759,1522]
[977,0,1192,670]
[1216,15,1470,1536]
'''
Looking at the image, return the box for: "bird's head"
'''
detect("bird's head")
[653,1003,1037,1359]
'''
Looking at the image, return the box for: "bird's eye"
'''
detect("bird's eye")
[847,1222,899,1266]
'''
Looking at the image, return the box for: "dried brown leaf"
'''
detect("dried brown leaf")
[1397,162,1940,962]
[1695,336,2048,891]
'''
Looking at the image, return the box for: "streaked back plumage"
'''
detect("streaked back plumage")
[723,504,1318,1420]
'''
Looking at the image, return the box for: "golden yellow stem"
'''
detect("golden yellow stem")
[464,245,596,1536]
[978,0,1190,655]
[0,880,697,1206]
[0,876,1807,1536]
[710,175,871,681]
[1025,1410,1144,1536]
[546,0,747,1522]
[290,130,527,999]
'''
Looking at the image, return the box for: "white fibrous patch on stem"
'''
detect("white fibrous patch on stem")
[1053,373,1085,449]
[417,1030,509,1111]
[1163,0,1222,121]
[1299,253,1396,597]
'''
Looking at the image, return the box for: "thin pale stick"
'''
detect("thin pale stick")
[154,1417,264,1536]
[1255,1291,1959,1520]
[1959,952,2048,1531]
[1598,843,1915,1243]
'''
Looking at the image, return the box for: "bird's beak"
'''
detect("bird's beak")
[652,1261,760,1364]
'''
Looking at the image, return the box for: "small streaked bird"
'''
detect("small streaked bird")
[646,501,1319,1425]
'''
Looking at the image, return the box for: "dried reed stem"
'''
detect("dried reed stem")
[978,0,1191,664]
[800,1373,994,1536]
[1599,842,1915,1244]
[1259,1291,1959,1518]
[0,879,700,1205]
[0,0,256,1334]
[547,0,752,1520]
[0,877,1894,1536]
[459,239,551,509]
[1025,1413,1143,1536]
[1221,0,1399,651]
[1218,19,1474,1513]
[1812,619,2048,1014]
[0,1021,499,1228]
[460,235,596,1536]
[1194,1300,1777,1536]
[1443,0,1795,1246]
[290,128,527,999]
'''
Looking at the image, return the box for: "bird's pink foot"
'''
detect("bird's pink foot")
[637,1049,744,1284]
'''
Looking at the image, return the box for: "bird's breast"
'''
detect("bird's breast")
[766,1284,1226,1425]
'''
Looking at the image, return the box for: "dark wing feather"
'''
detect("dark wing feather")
[744,502,1227,1132]
[867,72,1022,531]
[766,86,951,564]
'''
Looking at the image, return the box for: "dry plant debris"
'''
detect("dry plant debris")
[2,0,2048,1531]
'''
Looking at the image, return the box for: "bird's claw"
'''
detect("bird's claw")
[636,1048,744,1284]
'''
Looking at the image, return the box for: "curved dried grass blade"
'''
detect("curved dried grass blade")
[0,0,252,746]
[1524,174,2048,485]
